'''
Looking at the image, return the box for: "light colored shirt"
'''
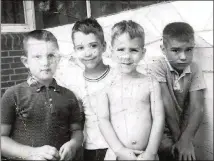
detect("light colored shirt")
[148,57,206,121]
[57,66,117,150]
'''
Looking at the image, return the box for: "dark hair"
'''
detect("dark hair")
[71,18,105,44]
[23,30,59,55]
[111,20,145,47]
[163,22,194,46]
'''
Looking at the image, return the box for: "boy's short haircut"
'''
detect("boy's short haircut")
[71,18,105,44]
[163,22,195,46]
[23,30,59,56]
[111,20,145,47]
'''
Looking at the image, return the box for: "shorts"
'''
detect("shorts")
[84,148,108,161]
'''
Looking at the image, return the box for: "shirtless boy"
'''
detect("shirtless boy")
[97,20,165,160]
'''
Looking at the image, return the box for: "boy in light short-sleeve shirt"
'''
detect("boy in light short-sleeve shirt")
[148,22,206,161]
[68,18,117,161]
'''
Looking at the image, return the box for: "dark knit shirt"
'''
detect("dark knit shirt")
[1,79,82,150]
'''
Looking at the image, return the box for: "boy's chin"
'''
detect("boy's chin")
[38,75,54,81]
[84,64,98,70]
[174,65,187,72]
[119,68,135,74]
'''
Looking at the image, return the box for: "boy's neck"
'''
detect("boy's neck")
[173,67,184,76]
[34,77,54,87]
[84,60,109,79]
[118,69,140,79]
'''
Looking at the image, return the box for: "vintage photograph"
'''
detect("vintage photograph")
[1,0,213,160]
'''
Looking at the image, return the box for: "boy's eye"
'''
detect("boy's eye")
[171,49,180,53]
[76,46,84,51]
[130,49,139,52]
[90,44,98,48]
[186,48,193,52]
[48,53,55,58]
[35,55,41,59]
[117,48,124,52]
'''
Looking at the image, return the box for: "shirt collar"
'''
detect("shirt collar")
[163,56,191,75]
[27,76,60,92]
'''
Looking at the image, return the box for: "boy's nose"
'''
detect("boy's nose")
[41,57,49,65]
[120,54,131,62]
[84,51,93,57]
[179,52,186,60]
[122,52,131,59]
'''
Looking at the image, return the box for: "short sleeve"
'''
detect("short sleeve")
[69,91,83,124]
[1,87,16,124]
[189,62,207,92]
[146,58,167,83]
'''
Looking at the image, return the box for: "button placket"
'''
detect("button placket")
[45,87,53,113]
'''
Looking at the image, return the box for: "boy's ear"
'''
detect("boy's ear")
[160,44,166,55]
[73,45,76,51]
[140,48,146,60]
[20,56,29,68]
[102,41,107,52]
[142,48,146,54]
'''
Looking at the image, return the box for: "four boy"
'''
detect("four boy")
[1,17,205,161]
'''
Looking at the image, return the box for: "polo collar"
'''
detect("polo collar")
[163,56,191,76]
[27,76,60,92]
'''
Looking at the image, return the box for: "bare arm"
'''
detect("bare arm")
[180,89,205,141]
[1,124,35,160]
[96,92,124,152]
[145,80,165,155]
[173,90,205,160]
[59,122,83,160]
[160,82,181,142]
[1,124,60,160]
[69,123,83,149]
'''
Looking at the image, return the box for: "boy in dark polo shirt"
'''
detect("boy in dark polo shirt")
[148,22,206,160]
[1,30,83,160]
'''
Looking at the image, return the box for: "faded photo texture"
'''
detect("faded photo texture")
[1,0,213,160]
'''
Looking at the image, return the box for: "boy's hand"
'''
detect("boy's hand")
[115,147,142,160]
[137,151,156,160]
[172,138,196,161]
[29,145,60,160]
[59,141,77,160]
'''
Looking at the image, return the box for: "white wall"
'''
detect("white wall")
[47,1,213,159]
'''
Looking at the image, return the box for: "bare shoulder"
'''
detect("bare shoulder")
[136,72,159,84]
[137,73,160,93]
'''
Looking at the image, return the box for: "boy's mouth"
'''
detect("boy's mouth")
[83,57,96,61]
[121,62,133,65]
[41,69,51,72]
[177,63,188,67]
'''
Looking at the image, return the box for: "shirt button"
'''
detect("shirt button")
[132,141,137,145]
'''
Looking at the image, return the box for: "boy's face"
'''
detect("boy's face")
[73,32,106,70]
[162,38,195,71]
[112,33,146,74]
[21,38,60,82]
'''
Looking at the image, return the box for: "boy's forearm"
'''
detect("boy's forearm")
[164,97,181,141]
[180,90,205,141]
[160,83,181,141]
[166,115,181,141]
[69,129,83,150]
[98,118,124,153]
[1,136,34,160]
[180,104,204,141]
[145,114,165,155]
